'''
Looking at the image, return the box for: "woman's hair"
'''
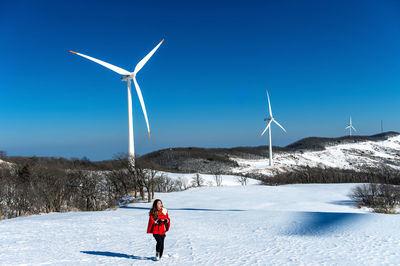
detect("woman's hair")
[149,199,163,219]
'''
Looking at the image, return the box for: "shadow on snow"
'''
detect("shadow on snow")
[81,251,154,261]
[281,211,366,236]
[328,200,357,207]
[120,206,245,212]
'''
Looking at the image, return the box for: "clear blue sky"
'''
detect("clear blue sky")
[1,0,399,161]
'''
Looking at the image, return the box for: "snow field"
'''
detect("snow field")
[1,184,400,265]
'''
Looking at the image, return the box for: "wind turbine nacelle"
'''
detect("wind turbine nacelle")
[264,118,271,122]
[121,75,131,81]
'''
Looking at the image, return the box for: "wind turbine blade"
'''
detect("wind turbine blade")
[134,39,164,74]
[345,125,350,129]
[260,121,272,136]
[273,119,287,133]
[69,51,131,75]
[351,126,357,131]
[133,77,151,138]
[266,89,273,117]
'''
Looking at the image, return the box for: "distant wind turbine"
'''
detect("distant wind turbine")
[345,116,357,136]
[260,89,286,167]
[70,39,164,166]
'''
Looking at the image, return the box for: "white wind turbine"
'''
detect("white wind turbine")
[70,39,164,166]
[260,89,286,167]
[345,116,357,136]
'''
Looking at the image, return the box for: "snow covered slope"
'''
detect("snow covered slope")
[232,135,400,176]
[0,159,13,167]
[1,183,399,265]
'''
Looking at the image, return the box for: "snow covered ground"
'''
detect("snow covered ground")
[231,135,400,176]
[1,183,400,265]
[158,171,260,186]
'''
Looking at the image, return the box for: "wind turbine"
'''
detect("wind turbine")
[345,116,357,136]
[260,89,286,167]
[70,39,164,166]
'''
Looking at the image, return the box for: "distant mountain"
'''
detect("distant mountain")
[141,132,400,174]
[285,131,399,151]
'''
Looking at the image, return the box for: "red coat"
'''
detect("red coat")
[147,208,170,235]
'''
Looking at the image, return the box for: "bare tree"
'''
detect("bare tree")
[177,176,189,190]
[191,173,204,187]
[112,153,143,199]
[152,173,185,192]
[133,166,145,200]
[236,175,248,186]
[154,173,167,192]
[143,168,158,202]
[33,164,69,213]
[214,174,223,186]
[0,166,14,219]
[350,183,400,213]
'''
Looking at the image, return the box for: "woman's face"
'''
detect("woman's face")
[157,201,162,210]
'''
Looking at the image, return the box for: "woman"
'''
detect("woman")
[147,199,170,261]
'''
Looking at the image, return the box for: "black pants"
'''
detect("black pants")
[153,234,166,257]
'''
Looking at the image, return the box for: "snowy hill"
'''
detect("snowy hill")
[141,132,400,177]
[232,134,400,177]
[1,183,399,265]
[0,159,12,167]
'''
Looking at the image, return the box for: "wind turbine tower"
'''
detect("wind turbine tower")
[345,116,357,136]
[260,89,286,167]
[70,40,164,166]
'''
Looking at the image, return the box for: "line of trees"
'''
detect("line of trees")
[261,165,400,186]
[0,161,115,219]
[0,155,186,220]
